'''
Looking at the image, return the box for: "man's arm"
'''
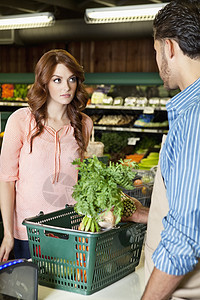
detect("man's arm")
[142,267,184,300]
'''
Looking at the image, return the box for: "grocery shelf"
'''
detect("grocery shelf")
[94,125,168,134]
[86,104,166,111]
[0,102,167,111]
[0,72,166,136]
[0,101,28,107]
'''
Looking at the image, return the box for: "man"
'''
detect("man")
[126,1,200,299]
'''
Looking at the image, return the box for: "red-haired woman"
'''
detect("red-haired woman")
[0,49,93,260]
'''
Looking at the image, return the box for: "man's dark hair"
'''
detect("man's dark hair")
[153,0,200,59]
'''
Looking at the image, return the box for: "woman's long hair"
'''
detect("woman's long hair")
[27,49,88,156]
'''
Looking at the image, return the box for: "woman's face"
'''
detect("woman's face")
[47,63,77,106]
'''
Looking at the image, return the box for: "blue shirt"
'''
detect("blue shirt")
[152,78,200,276]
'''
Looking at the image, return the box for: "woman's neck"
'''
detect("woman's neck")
[46,103,70,130]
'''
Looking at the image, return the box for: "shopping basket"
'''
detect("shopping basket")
[23,205,146,295]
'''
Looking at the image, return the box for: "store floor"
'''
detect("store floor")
[38,249,145,300]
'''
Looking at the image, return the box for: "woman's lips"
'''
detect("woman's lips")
[61,93,71,97]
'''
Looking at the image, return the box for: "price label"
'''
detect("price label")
[143,107,154,114]
[128,137,140,145]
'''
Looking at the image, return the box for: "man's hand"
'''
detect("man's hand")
[121,194,149,224]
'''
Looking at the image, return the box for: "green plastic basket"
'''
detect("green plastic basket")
[23,206,146,295]
[122,185,153,207]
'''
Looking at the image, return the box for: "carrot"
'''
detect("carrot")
[84,270,87,283]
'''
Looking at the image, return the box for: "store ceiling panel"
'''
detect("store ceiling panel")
[0,0,169,44]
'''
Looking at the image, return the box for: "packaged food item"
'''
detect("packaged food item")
[85,141,104,157]
[148,97,160,107]
[136,97,148,107]
[91,91,105,104]
[98,115,134,126]
[134,114,154,127]
[124,97,137,106]
[113,96,124,106]
[102,95,113,105]
[160,97,170,106]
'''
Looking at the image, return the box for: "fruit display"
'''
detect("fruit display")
[13,84,29,101]
[0,83,29,101]
[1,84,14,99]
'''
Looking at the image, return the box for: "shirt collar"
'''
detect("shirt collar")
[166,77,200,116]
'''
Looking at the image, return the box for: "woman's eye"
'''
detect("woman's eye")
[54,78,61,83]
[69,76,77,83]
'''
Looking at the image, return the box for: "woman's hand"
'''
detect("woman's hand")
[0,235,14,261]
[121,195,149,224]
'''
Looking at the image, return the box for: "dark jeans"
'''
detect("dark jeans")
[14,238,31,259]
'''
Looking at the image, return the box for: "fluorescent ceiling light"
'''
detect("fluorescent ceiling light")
[85,3,169,23]
[0,12,55,30]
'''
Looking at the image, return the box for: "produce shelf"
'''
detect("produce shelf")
[94,125,168,134]
[0,101,28,107]
[86,104,166,111]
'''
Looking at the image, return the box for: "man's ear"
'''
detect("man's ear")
[164,39,175,59]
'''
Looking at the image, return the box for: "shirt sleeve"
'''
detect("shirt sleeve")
[0,109,26,181]
[152,102,200,275]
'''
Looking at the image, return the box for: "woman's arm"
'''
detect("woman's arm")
[0,181,15,261]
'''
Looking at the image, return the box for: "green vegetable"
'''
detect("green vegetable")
[72,155,137,231]
[121,192,136,217]
[79,216,99,232]
[99,132,133,154]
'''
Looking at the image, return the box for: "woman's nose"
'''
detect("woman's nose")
[65,80,70,91]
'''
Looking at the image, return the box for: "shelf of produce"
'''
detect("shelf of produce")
[94,125,168,134]
[86,104,166,111]
[0,102,167,111]
[0,101,28,107]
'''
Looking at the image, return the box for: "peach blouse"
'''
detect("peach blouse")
[0,107,93,240]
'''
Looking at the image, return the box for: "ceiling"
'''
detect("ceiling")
[0,0,169,45]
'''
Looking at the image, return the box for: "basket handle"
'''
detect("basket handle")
[44,230,70,240]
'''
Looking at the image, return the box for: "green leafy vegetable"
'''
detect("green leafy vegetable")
[72,155,137,231]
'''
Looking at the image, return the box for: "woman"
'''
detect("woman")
[0,49,93,261]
